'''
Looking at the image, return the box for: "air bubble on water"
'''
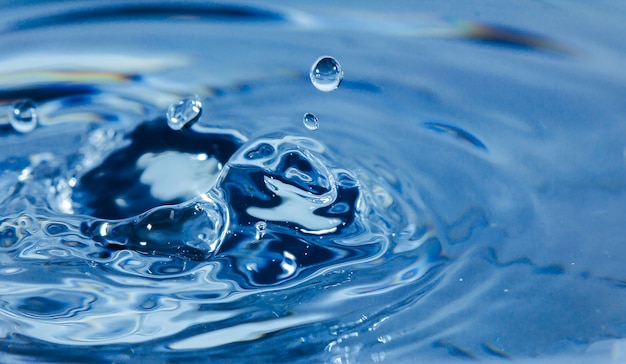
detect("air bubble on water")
[309,56,343,92]
[9,99,38,133]
[303,113,319,131]
[166,96,203,130]
[255,221,267,240]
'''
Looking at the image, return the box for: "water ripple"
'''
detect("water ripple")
[3,3,288,34]
[2,2,620,361]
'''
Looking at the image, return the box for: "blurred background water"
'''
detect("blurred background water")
[1,1,626,363]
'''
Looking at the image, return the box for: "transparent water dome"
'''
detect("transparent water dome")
[1,1,626,363]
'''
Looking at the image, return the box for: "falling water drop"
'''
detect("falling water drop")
[309,56,344,92]
[303,113,319,131]
[9,99,38,133]
[255,221,267,240]
[166,97,203,130]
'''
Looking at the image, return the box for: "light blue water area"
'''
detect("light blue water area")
[1,1,626,363]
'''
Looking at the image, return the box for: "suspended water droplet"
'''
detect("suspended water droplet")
[309,56,343,92]
[255,221,267,240]
[166,97,202,130]
[9,99,38,133]
[303,113,319,131]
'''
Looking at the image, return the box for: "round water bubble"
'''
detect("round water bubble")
[303,113,319,131]
[9,99,38,133]
[309,56,343,92]
[166,97,203,130]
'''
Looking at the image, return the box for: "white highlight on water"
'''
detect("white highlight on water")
[278,250,297,279]
[137,151,221,201]
[247,176,340,234]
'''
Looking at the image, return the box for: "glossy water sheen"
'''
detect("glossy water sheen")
[1,1,626,363]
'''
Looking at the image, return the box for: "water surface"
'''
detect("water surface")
[1,1,626,363]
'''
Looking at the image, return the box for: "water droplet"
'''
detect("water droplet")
[166,97,202,130]
[303,113,319,131]
[9,99,38,133]
[255,221,267,240]
[310,56,343,92]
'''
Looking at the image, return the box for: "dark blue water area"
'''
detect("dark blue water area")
[1,1,626,363]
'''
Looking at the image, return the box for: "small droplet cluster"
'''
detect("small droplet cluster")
[304,56,343,131]
[165,57,344,132]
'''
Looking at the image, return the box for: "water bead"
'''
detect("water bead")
[303,113,319,131]
[309,56,343,92]
[166,97,203,130]
[9,99,38,133]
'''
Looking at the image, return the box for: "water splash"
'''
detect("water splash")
[0,81,543,361]
[1,1,619,362]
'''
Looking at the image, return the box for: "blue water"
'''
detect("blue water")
[1,1,626,363]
